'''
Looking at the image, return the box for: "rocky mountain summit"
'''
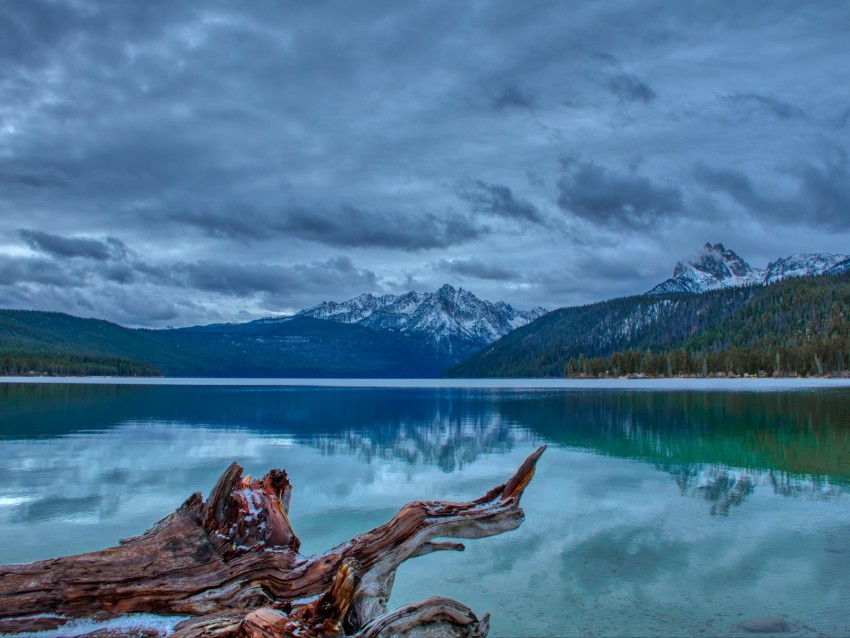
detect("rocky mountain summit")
[649,243,850,295]
[297,284,546,359]
[763,253,850,284]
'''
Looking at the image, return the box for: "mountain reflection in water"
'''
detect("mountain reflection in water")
[1,382,849,636]
[2,383,849,491]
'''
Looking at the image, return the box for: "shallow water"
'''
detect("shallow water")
[1,381,849,637]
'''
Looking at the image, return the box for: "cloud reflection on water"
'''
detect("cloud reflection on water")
[1,385,850,635]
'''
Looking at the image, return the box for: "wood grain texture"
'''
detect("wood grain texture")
[0,446,545,637]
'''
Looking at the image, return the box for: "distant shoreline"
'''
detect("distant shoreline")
[2,376,850,391]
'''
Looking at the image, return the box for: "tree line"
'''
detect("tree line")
[564,339,850,378]
[565,274,850,377]
[447,272,850,378]
[1,353,161,377]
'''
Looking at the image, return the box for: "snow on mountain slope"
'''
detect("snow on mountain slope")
[764,253,849,283]
[648,243,762,294]
[827,257,850,275]
[649,243,850,295]
[297,292,406,324]
[297,284,546,357]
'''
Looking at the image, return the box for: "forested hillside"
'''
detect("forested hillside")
[0,352,160,377]
[0,311,446,377]
[0,311,168,376]
[446,272,850,378]
[7,272,850,378]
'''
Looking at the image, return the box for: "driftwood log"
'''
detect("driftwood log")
[0,446,545,637]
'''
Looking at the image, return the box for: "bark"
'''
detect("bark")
[0,446,545,637]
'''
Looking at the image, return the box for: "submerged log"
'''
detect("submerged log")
[0,446,545,637]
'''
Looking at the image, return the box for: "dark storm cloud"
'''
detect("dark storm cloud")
[9,230,372,297]
[436,258,514,281]
[608,74,656,103]
[795,159,850,228]
[695,157,850,230]
[458,180,545,225]
[158,254,378,300]
[0,167,68,188]
[145,205,485,250]
[725,93,806,120]
[1,230,381,324]
[102,262,137,284]
[1,1,849,322]
[137,204,272,242]
[175,256,378,297]
[0,254,78,287]
[0,1,195,69]
[20,230,129,261]
[275,207,485,251]
[491,85,535,111]
[557,159,683,229]
[694,164,770,211]
[526,170,545,189]
[0,270,192,325]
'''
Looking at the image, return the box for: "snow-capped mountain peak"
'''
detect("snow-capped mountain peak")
[651,243,762,295]
[649,243,850,295]
[297,285,547,360]
[296,292,399,324]
[763,253,849,284]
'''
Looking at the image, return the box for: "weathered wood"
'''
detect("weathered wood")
[0,446,545,636]
[354,597,490,638]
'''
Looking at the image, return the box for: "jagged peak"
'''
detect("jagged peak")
[767,252,844,267]
[650,243,850,296]
[295,284,547,354]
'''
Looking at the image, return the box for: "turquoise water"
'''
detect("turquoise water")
[1,381,849,637]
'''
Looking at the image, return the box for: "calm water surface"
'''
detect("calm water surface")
[1,381,849,637]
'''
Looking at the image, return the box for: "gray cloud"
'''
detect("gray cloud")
[695,157,850,230]
[436,258,514,281]
[491,85,535,111]
[274,207,485,251]
[20,230,129,261]
[458,180,546,225]
[608,73,656,103]
[2,230,381,325]
[795,159,850,228]
[136,204,271,242]
[0,167,68,188]
[1,1,849,322]
[725,93,806,120]
[0,276,191,325]
[0,254,79,288]
[557,159,683,229]
[174,256,378,298]
[694,164,767,210]
[143,204,485,251]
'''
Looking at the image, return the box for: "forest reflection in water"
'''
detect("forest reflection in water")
[1,383,849,636]
[2,383,848,474]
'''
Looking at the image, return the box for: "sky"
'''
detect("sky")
[1,1,849,327]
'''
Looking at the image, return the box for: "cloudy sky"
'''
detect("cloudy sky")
[1,1,848,326]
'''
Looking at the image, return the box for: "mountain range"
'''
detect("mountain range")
[0,285,544,377]
[3,243,850,378]
[648,243,850,295]
[294,284,546,360]
[448,265,850,378]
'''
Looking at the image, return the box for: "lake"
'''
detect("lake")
[1,379,849,637]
